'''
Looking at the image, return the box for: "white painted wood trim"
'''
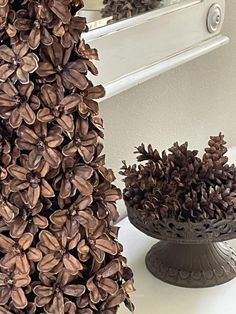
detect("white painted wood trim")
[103,35,229,100]
[83,0,228,99]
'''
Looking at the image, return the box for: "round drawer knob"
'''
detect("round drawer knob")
[207,3,222,33]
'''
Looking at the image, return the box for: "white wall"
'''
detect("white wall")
[100,0,236,218]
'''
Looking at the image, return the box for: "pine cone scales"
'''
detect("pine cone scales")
[101,0,161,22]
[121,134,236,222]
[0,1,134,313]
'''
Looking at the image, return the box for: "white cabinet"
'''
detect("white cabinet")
[84,0,229,100]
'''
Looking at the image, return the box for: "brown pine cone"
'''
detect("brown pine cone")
[102,0,161,22]
[0,0,134,312]
[121,134,236,223]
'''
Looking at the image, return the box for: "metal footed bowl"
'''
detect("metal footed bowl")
[127,205,236,288]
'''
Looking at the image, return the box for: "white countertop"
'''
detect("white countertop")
[118,217,236,314]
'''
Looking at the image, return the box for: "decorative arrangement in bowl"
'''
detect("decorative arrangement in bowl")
[120,133,236,288]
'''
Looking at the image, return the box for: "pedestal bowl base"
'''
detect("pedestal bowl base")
[145,241,236,288]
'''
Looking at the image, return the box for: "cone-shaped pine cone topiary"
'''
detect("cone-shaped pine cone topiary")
[0,1,134,313]
[101,0,161,22]
[120,133,236,223]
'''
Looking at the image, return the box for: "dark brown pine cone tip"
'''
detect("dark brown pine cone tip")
[0,0,134,313]
[121,133,236,224]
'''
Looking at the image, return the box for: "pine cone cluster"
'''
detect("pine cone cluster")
[101,0,161,22]
[121,134,236,223]
[0,0,134,313]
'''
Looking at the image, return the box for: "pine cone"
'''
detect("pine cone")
[101,0,161,22]
[121,134,236,223]
[0,0,134,313]
[203,132,228,166]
